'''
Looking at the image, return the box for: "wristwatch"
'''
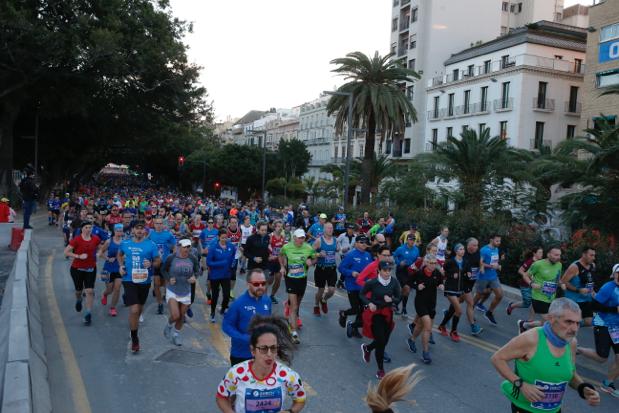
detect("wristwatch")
[513,378,523,389]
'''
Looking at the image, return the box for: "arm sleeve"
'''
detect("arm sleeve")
[338,255,352,278]
[356,262,375,286]
[207,251,226,268]
[222,305,251,342]
[392,281,402,305]
[359,281,373,306]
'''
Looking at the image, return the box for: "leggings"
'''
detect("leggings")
[343,291,363,328]
[190,282,196,304]
[211,279,231,315]
[366,314,392,370]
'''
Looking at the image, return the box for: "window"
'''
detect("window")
[568,86,579,112]
[480,86,488,111]
[574,58,583,74]
[501,55,513,69]
[359,144,364,157]
[600,23,619,42]
[554,12,562,21]
[464,90,471,114]
[502,2,509,11]
[410,39,416,49]
[510,4,515,12]
[534,122,545,149]
[554,55,563,60]
[411,8,418,22]
[433,96,440,118]
[408,58,416,70]
[404,138,411,153]
[432,129,438,146]
[499,121,508,140]
[406,85,414,100]
[341,145,346,159]
[518,2,523,12]
[479,123,486,136]
[484,60,491,74]
[567,125,576,139]
[392,18,398,32]
[386,140,392,154]
[448,93,455,116]
[393,0,399,6]
[501,81,510,108]
[452,69,459,81]
[447,127,453,138]
[334,146,339,159]
[597,70,619,88]
[537,81,548,108]
[467,65,474,76]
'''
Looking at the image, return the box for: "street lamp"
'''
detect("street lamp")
[323,90,353,207]
[249,129,267,201]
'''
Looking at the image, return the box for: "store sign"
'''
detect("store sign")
[599,39,619,63]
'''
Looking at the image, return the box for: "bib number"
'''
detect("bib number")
[585,282,594,294]
[541,281,557,297]
[288,263,305,278]
[245,387,282,413]
[132,269,148,283]
[531,380,566,410]
[609,326,619,345]
[470,267,480,281]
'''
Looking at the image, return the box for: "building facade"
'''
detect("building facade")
[580,0,619,132]
[425,21,586,151]
[389,0,567,157]
[265,117,299,151]
[298,96,340,180]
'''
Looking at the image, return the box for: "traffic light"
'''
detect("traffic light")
[214,182,221,189]
[178,156,185,168]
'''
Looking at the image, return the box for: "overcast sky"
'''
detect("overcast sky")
[169,0,594,122]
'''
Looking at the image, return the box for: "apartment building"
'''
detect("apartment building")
[297,95,339,179]
[389,0,566,156]
[580,0,619,132]
[425,21,586,151]
[265,117,299,151]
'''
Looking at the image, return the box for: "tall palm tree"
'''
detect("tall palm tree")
[417,128,533,211]
[327,51,419,204]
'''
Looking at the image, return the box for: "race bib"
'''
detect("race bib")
[324,251,336,265]
[531,380,566,411]
[542,281,557,297]
[609,326,619,345]
[288,263,305,278]
[132,268,148,283]
[470,267,480,281]
[100,270,110,282]
[585,282,594,294]
[244,387,282,412]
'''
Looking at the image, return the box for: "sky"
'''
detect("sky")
[169,0,594,122]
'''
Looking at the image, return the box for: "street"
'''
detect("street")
[34,222,617,413]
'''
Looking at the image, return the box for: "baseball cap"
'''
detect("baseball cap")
[356,235,369,245]
[406,233,416,240]
[612,263,619,276]
[319,213,327,219]
[379,261,393,271]
[410,223,417,229]
[0,197,8,203]
[293,228,306,238]
[113,223,124,231]
[179,239,192,247]
[345,223,355,230]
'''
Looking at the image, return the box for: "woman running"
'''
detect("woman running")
[437,243,466,342]
[360,261,402,379]
[507,246,543,319]
[207,229,237,322]
[99,223,124,316]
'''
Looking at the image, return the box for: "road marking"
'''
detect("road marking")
[44,252,93,413]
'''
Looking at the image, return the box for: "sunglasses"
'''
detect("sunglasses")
[250,281,267,287]
[380,253,392,257]
[254,345,278,355]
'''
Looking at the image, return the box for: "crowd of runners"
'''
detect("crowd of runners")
[49,173,618,412]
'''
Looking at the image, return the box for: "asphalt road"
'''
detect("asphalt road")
[34,223,618,413]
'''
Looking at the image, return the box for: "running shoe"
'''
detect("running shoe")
[376,369,385,380]
[101,294,107,306]
[406,338,417,353]
[75,300,82,312]
[313,306,321,317]
[407,322,415,336]
[321,300,328,314]
[270,295,279,304]
[157,303,164,315]
[438,325,448,336]
[475,303,488,313]
[131,340,140,353]
[83,312,92,326]
[296,317,303,329]
[383,352,392,363]
[600,380,619,398]
[471,324,483,336]
[338,311,347,328]
[361,344,371,363]
[506,302,514,316]
[109,307,117,317]
[210,313,216,323]
[172,334,182,346]
[401,309,408,319]
[139,314,144,323]
[449,331,461,342]
[346,321,354,338]
[186,307,193,318]
[517,319,526,335]
[429,333,436,345]
[422,351,432,364]
[484,311,498,326]
[164,324,172,339]
[291,332,300,344]
[284,300,290,317]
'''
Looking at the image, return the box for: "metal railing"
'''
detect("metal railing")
[427,108,445,120]
[494,98,514,111]
[564,101,582,114]
[532,98,555,111]
[529,139,553,150]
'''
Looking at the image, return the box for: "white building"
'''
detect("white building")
[425,21,586,151]
[389,0,567,157]
[298,96,339,179]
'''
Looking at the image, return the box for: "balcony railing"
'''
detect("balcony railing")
[494,98,514,111]
[529,139,553,150]
[532,98,555,112]
[425,142,436,152]
[401,0,410,5]
[400,20,410,31]
[564,101,582,115]
[427,108,445,120]
[398,47,407,57]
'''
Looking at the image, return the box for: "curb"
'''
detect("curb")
[0,230,51,413]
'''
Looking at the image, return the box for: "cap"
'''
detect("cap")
[379,261,393,271]
[612,263,619,275]
[113,223,124,231]
[293,228,306,238]
[0,197,8,203]
[345,223,356,230]
[133,220,146,228]
[406,233,416,240]
[356,235,369,245]
[319,213,327,219]
[179,239,192,247]
[410,223,417,229]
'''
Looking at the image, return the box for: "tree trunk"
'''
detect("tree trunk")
[360,112,376,204]
[0,100,22,205]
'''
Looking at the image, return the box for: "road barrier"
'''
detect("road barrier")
[0,230,51,413]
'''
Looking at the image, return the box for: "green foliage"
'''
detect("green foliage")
[277,138,311,179]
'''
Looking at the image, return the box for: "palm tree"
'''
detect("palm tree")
[326,51,419,204]
[417,128,533,211]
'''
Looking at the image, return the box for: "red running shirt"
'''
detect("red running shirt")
[69,235,101,269]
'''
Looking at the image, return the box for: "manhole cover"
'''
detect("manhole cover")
[156,349,214,367]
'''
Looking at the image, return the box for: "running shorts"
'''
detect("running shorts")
[314,266,337,288]
[165,288,191,305]
[122,282,150,306]
[531,299,550,315]
[414,296,437,319]
[475,278,501,293]
[396,266,415,288]
[593,326,619,358]
[285,276,307,296]
[267,261,281,276]
[70,267,96,291]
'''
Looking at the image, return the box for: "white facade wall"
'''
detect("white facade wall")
[298,96,336,180]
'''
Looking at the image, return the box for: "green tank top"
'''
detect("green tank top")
[501,328,574,413]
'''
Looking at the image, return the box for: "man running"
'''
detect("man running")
[491,298,600,412]
[267,220,286,303]
[148,217,176,315]
[475,234,503,326]
[307,213,327,244]
[332,206,347,236]
[561,246,596,327]
[226,216,242,299]
[99,223,125,316]
[312,222,339,316]
[118,220,161,353]
[393,234,419,317]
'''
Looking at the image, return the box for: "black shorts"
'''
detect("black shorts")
[463,281,475,294]
[122,282,151,306]
[70,267,96,291]
[532,299,550,315]
[414,296,436,319]
[594,326,619,359]
[268,261,281,275]
[314,266,337,288]
[285,276,307,296]
[577,301,593,319]
[444,291,463,298]
[109,272,122,282]
[396,267,414,288]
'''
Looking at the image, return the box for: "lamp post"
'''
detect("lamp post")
[249,129,267,201]
[323,91,353,207]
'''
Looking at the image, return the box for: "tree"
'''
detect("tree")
[379,160,428,208]
[326,51,419,204]
[320,162,360,205]
[277,138,311,179]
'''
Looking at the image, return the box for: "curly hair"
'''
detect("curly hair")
[365,364,421,413]
[248,315,295,365]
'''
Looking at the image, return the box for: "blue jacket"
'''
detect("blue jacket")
[394,244,419,267]
[222,290,272,358]
[206,241,236,280]
[338,248,373,292]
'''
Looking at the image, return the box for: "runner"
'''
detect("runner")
[365,364,419,413]
[226,216,243,300]
[393,234,419,317]
[117,220,161,353]
[99,223,124,316]
[244,221,270,278]
[491,298,600,412]
[406,253,444,364]
[368,217,386,239]
[148,217,177,315]
[161,238,200,346]
[199,217,219,304]
[307,213,326,244]
[577,263,619,397]
[430,226,449,266]
[278,229,316,344]
[507,247,543,319]
[239,215,254,275]
[206,229,237,322]
[360,261,401,379]
[398,222,421,247]
[216,319,306,413]
[475,234,504,326]
[267,220,286,303]
[332,206,346,236]
[437,243,466,342]
[189,213,205,243]
[312,222,338,316]
[356,211,373,235]
[561,246,596,327]
[63,221,102,325]
[518,247,563,333]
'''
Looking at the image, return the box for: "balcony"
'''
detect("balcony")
[398,47,407,57]
[564,101,582,116]
[494,98,514,112]
[401,0,410,6]
[529,139,553,150]
[425,142,435,152]
[533,98,555,112]
[427,108,445,121]
[399,19,410,32]
[455,104,472,116]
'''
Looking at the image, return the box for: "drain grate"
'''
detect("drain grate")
[156,349,216,367]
